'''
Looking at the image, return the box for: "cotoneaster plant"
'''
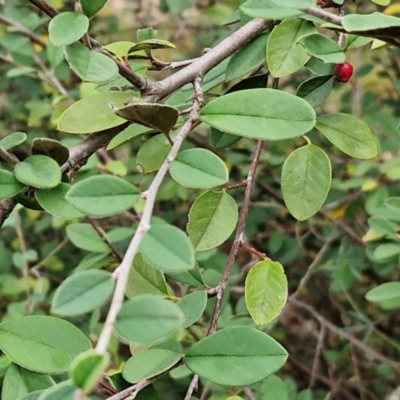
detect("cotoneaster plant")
[333,61,354,83]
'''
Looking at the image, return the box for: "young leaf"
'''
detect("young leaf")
[267,19,315,78]
[199,89,316,141]
[116,294,185,343]
[316,113,378,159]
[81,0,107,18]
[0,170,25,200]
[14,155,61,189]
[281,144,332,221]
[185,326,288,386]
[48,12,89,47]
[187,191,238,252]
[122,349,182,383]
[170,149,229,189]
[245,260,288,326]
[65,175,141,217]
[140,224,195,272]
[0,316,92,373]
[51,270,115,317]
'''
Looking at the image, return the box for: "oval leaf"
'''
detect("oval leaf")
[199,89,316,141]
[177,291,207,328]
[0,131,27,150]
[65,175,140,217]
[0,170,25,200]
[136,134,171,173]
[185,326,288,386]
[296,75,333,107]
[51,270,115,317]
[170,149,228,189]
[31,138,69,166]
[316,113,378,159]
[14,155,61,189]
[245,260,288,326]
[116,294,185,343]
[122,349,182,383]
[66,223,111,253]
[0,316,92,373]
[365,282,400,303]
[281,144,332,221]
[187,191,238,252]
[81,0,107,18]
[58,92,133,134]
[49,12,89,47]
[140,224,195,272]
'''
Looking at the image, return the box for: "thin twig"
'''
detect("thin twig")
[95,78,204,354]
[240,242,267,259]
[224,180,248,191]
[309,324,326,389]
[304,6,343,25]
[30,237,69,274]
[184,375,200,400]
[106,378,154,400]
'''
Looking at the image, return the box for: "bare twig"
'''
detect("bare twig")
[106,378,155,400]
[309,324,326,388]
[95,78,204,354]
[184,375,200,400]
[240,242,267,259]
[304,6,343,25]
[224,180,248,191]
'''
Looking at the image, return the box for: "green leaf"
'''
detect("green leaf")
[48,12,89,47]
[14,155,61,189]
[140,224,195,272]
[316,114,378,159]
[281,145,332,221]
[0,316,92,373]
[51,270,115,317]
[267,19,315,78]
[297,33,346,64]
[107,124,153,150]
[245,260,288,326]
[264,0,315,6]
[365,282,400,303]
[199,89,316,141]
[70,350,109,393]
[81,0,107,18]
[187,191,238,252]
[64,42,118,83]
[296,75,333,107]
[103,41,137,57]
[342,12,400,32]
[66,223,111,253]
[2,364,54,400]
[177,291,207,328]
[166,0,192,14]
[116,294,185,343]
[0,132,27,150]
[114,103,179,134]
[137,28,158,42]
[37,380,76,400]
[65,175,140,217]
[31,138,69,166]
[346,35,373,50]
[122,349,182,383]
[170,149,228,189]
[36,183,85,219]
[226,32,268,81]
[126,254,169,298]
[128,39,176,53]
[185,326,288,386]
[373,243,400,260]
[240,0,304,20]
[385,197,400,213]
[58,92,133,134]
[0,170,25,200]
[136,134,171,173]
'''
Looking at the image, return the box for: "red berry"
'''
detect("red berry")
[333,62,354,83]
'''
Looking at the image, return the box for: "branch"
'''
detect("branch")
[95,78,204,354]
[304,6,343,25]
[106,378,155,400]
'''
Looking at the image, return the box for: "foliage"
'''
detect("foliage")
[1,0,400,399]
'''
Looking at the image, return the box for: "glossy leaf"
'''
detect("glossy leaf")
[65,175,140,217]
[48,12,89,47]
[0,316,92,373]
[281,145,332,221]
[140,224,195,272]
[136,134,171,173]
[185,326,288,386]
[70,350,109,393]
[51,270,115,317]
[81,0,107,18]
[0,170,25,200]
[0,131,27,150]
[126,253,169,298]
[123,349,182,383]
[245,260,288,325]
[116,294,185,343]
[316,113,378,159]
[66,223,111,253]
[296,75,333,107]
[14,155,61,189]
[187,191,238,252]
[297,34,346,64]
[170,149,228,189]
[31,138,69,166]
[199,89,316,141]
[177,291,207,328]
[267,19,315,78]
[64,42,118,83]
[36,183,84,219]
[58,92,133,134]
